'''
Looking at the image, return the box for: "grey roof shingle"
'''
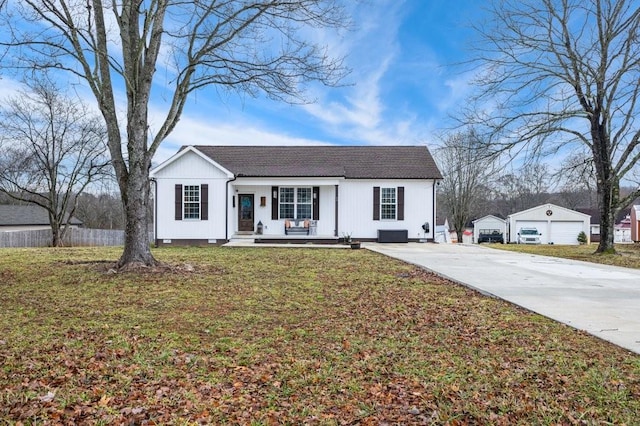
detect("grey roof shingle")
[189,145,443,179]
[0,205,83,226]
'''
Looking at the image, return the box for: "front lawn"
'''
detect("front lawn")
[494,243,640,269]
[1,246,639,424]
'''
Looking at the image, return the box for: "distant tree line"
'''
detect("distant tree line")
[0,191,125,231]
[435,129,638,241]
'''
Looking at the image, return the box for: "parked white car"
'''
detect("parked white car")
[517,227,542,244]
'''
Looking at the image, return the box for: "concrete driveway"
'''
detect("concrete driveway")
[366,242,640,355]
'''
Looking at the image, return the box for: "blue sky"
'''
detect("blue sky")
[154,0,481,163]
[0,0,482,165]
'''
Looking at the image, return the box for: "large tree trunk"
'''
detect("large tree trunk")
[51,222,62,247]
[117,156,156,268]
[116,108,156,268]
[595,178,619,254]
[592,118,618,254]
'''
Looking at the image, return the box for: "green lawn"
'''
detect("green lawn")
[493,243,640,269]
[1,246,639,424]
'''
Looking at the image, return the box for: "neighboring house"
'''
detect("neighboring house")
[577,207,634,243]
[507,203,590,245]
[0,205,83,231]
[576,208,600,243]
[633,205,640,243]
[461,229,474,244]
[150,145,442,245]
[615,214,632,243]
[472,215,507,244]
[434,217,452,243]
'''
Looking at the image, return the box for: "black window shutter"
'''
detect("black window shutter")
[201,184,209,220]
[271,186,279,220]
[397,186,404,221]
[373,186,380,221]
[313,186,320,220]
[175,184,183,220]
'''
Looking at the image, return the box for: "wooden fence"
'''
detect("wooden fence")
[0,228,153,248]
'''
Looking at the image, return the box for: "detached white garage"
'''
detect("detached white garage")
[473,215,507,243]
[508,204,591,245]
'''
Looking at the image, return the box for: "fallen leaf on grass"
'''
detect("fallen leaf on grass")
[98,395,112,407]
[38,391,56,403]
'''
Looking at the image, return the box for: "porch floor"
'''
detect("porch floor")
[227,233,341,246]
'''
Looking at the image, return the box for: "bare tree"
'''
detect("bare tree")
[492,162,553,216]
[466,0,640,253]
[0,78,110,246]
[554,151,598,209]
[75,190,126,230]
[0,1,349,268]
[436,129,497,242]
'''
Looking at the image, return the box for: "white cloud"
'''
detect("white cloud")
[153,114,329,164]
[300,1,408,142]
[0,76,23,98]
[439,70,476,113]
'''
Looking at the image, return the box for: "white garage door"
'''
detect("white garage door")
[514,221,547,244]
[550,221,584,245]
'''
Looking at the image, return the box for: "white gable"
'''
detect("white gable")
[473,215,506,224]
[152,148,232,179]
[508,203,590,221]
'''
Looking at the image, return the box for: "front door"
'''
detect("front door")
[238,194,254,232]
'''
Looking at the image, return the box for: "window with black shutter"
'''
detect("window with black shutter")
[373,186,380,220]
[175,184,183,220]
[397,186,404,221]
[271,186,279,220]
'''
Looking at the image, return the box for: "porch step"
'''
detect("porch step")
[226,237,256,245]
[254,236,339,245]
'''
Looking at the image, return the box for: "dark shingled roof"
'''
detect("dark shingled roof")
[0,205,83,227]
[189,145,443,179]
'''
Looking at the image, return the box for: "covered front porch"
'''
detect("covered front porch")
[229,178,341,240]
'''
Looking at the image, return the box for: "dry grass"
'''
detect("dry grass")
[494,243,640,269]
[1,246,639,424]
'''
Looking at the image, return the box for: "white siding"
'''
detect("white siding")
[508,204,590,244]
[155,178,228,240]
[154,151,231,241]
[152,150,438,242]
[339,180,436,240]
[615,227,632,243]
[230,185,269,234]
[231,180,338,237]
[153,150,230,180]
[473,216,507,243]
[549,221,583,245]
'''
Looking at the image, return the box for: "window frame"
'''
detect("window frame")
[183,184,201,220]
[279,186,313,219]
[380,187,397,220]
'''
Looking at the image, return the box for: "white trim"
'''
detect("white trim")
[508,203,590,220]
[182,184,202,220]
[236,177,342,186]
[278,186,313,220]
[473,214,506,224]
[151,146,234,178]
[380,187,397,220]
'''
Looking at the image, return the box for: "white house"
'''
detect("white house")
[507,203,590,245]
[472,215,507,244]
[576,208,600,243]
[434,217,452,243]
[150,145,442,245]
[615,215,632,243]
